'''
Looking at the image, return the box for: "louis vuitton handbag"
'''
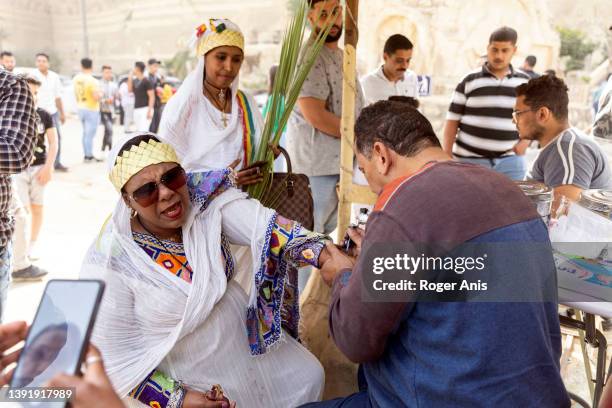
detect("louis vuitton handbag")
[264,146,314,230]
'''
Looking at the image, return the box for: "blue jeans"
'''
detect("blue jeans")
[299,392,371,408]
[51,112,64,167]
[0,244,12,323]
[458,155,527,180]
[78,109,100,158]
[310,174,339,235]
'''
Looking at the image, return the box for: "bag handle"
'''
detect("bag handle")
[272,145,297,198]
[276,145,293,175]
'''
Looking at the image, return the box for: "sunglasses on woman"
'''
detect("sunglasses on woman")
[129,166,187,207]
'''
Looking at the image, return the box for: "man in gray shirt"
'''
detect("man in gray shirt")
[513,75,612,210]
[287,0,364,235]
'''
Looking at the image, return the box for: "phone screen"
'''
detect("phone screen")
[11,280,104,388]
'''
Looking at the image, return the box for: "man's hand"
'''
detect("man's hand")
[345,227,364,258]
[46,345,123,408]
[0,321,28,386]
[35,166,53,186]
[269,143,281,160]
[512,139,530,156]
[319,241,355,286]
[59,111,66,124]
[147,108,153,120]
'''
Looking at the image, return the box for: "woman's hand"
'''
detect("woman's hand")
[0,321,28,386]
[183,387,236,408]
[230,160,266,187]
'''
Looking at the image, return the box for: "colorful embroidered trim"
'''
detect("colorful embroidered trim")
[187,169,233,212]
[246,214,327,355]
[132,232,193,283]
[130,369,174,408]
[237,90,256,166]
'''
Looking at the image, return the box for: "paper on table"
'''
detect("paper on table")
[550,203,612,305]
[549,203,612,259]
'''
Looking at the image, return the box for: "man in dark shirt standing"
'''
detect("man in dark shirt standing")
[147,58,163,133]
[521,55,540,79]
[0,70,37,321]
[304,101,569,408]
[128,61,154,132]
[12,76,57,281]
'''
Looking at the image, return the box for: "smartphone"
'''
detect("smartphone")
[10,279,105,390]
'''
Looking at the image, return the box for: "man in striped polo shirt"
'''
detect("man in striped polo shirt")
[514,75,612,211]
[443,27,531,180]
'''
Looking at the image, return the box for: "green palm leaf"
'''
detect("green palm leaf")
[247,0,335,202]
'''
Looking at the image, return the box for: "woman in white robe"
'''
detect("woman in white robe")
[81,134,327,408]
[158,18,268,184]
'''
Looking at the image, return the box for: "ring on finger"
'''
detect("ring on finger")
[85,356,102,366]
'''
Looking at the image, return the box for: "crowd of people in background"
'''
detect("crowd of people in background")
[0,51,178,287]
[0,0,612,406]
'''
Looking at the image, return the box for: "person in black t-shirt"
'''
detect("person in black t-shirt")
[128,61,154,131]
[12,76,57,281]
[147,58,163,133]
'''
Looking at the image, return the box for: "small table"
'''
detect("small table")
[557,255,612,408]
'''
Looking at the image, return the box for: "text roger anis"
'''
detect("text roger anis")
[370,253,489,293]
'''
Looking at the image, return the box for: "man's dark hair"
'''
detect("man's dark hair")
[355,100,440,158]
[24,75,42,86]
[0,51,13,58]
[383,34,413,55]
[35,53,49,61]
[525,55,537,67]
[489,26,518,45]
[388,95,419,109]
[308,0,325,8]
[516,75,569,120]
[81,58,93,69]
[134,61,145,72]
[544,69,556,77]
[102,65,112,70]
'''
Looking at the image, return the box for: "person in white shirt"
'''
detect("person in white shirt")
[34,53,68,172]
[118,80,135,133]
[360,34,419,107]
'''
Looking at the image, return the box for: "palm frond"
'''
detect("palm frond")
[248,0,335,200]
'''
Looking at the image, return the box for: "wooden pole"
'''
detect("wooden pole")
[298,1,361,399]
[337,0,359,242]
[337,0,377,242]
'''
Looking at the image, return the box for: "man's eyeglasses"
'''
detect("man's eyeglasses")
[512,108,535,122]
[128,166,187,208]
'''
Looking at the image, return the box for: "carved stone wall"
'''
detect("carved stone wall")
[0,0,288,86]
[356,0,564,131]
[1,0,609,130]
